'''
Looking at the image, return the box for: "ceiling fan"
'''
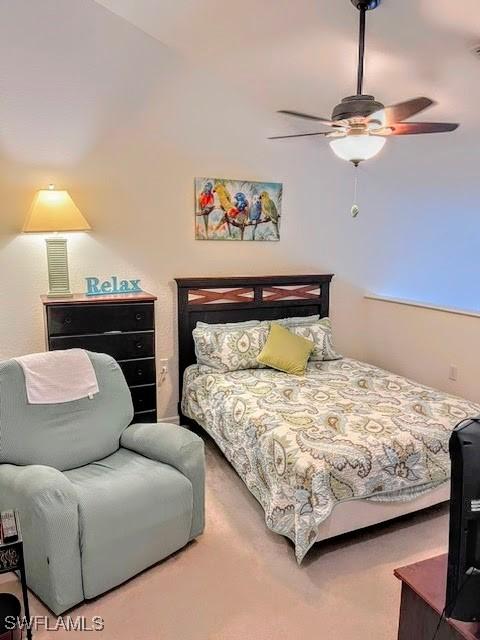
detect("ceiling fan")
[270,0,459,166]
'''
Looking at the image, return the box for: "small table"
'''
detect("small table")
[395,554,480,640]
[0,514,32,640]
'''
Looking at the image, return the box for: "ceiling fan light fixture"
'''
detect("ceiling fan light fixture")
[329,134,386,165]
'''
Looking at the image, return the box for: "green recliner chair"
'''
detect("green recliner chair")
[0,352,205,614]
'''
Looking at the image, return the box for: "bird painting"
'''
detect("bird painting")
[194,177,282,241]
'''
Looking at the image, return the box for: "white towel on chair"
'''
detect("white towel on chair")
[15,349,99,404]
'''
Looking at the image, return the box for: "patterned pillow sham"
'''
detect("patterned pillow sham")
[287,318,341,361]
[196,319,260,329]
[195,316,315,331]
[192,324,269,372]
[273,315,320,327]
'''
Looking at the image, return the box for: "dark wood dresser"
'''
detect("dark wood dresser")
[395,554,480,640]
[42,292,157,424]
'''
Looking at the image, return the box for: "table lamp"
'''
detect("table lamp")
[23,184,91,297]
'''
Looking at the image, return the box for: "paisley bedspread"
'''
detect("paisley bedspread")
[182,358,480,562]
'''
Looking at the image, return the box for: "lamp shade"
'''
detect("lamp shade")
[329,135,386,164]
[23,186,91,233]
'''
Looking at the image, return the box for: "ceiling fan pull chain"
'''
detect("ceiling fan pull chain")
[351,168,360,218]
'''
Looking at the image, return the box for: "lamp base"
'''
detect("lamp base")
[46,237,73,298]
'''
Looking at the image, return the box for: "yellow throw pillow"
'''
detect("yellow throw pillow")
[256,322,314,376]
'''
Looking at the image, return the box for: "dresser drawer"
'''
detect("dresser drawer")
[119,358,156,386]
[49,331,155,360]
[47,302,154,336]
[130,384,157,413]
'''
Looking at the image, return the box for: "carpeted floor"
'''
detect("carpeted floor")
[0,439,449,640]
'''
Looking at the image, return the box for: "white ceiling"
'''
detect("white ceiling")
[94,0,480,126]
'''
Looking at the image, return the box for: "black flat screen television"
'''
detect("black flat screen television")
[446,416,480,622]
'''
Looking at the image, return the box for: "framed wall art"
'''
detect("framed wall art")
[195,177,282,241]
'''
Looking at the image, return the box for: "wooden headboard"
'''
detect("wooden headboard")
[175,274,334,417]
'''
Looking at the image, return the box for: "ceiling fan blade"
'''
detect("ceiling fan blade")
[277,110,334,125]
[278,110,350,128]
[369,97,436,126]
[372,121,459,136]
[268,131,334,140]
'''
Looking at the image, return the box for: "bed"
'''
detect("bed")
[176,275,480,562]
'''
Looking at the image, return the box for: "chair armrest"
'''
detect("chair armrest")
[0,464,77,502]
[121,423,205,539]
[0,464,83,614]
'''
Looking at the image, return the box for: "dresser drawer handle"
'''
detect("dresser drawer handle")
[136,342,144,350]
[137,369,143,376]
[135,313,143,321]
[65,317,72,324]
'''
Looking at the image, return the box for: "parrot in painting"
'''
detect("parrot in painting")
[233,192,250,240]
[234,192,249,222]
[197,181,215,238]
[234,192,248,212]
[213,182,238,236]
[249,194,262,240]
[260,191,279,239]
[198,181,214,211]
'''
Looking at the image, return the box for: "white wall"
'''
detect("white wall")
[0,0,368,419]
[365,298,480,405]
[93,0,480,315]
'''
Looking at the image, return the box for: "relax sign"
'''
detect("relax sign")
[85,276,142,296]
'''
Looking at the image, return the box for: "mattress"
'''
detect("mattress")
[182,358,480,562]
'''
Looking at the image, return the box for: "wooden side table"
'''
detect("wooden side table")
[0,514,32,640]
[395,554,480,640]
